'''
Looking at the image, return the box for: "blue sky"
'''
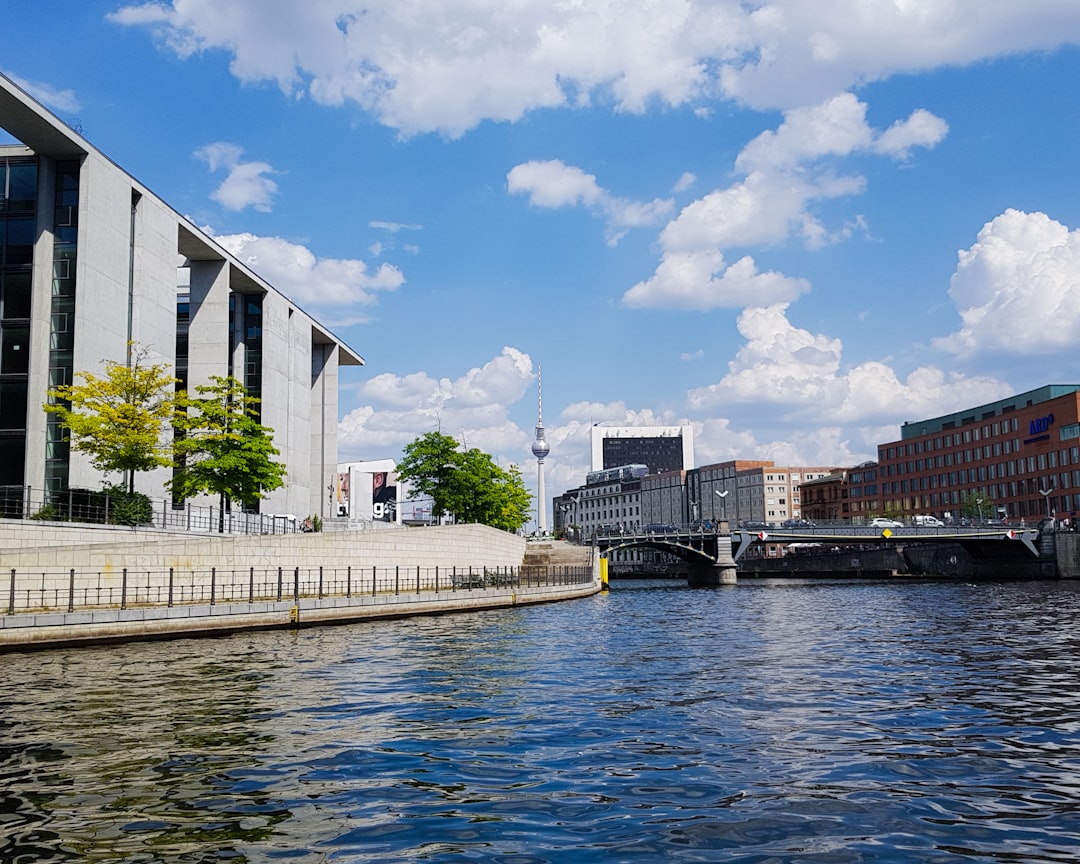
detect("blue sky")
[6,1,1080,527]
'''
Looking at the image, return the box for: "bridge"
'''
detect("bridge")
[591,524,1044,586]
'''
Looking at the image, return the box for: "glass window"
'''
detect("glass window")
[1,325,29,374]
[0,380,27,429]
[2,270,31,318]
[0,435,25,485]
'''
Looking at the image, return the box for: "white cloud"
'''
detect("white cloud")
[339,347,534,461]
[110,1,1077,137]
[623,250,810,311]
[934,209,1080,357]
[507,159,673,245]
[623,93,944,310]
[209,231,404,312]
[194,141,279,212]
[4,71,81,114]
[688,304,1012,426]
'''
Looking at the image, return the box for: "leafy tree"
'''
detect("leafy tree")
[43,344,178,494]
[169,375,286,521]
[396,431,532,532]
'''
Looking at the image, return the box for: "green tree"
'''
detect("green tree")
[169,375,286,521]
[43,344,178,494]
[396,432,532,532]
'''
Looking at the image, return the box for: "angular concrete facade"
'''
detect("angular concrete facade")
[0,73,363,518]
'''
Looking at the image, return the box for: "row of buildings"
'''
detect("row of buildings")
[556,385,1080,540]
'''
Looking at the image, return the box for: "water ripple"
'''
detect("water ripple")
[3,579,1080,861]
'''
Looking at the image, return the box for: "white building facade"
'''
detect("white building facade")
[0,73,363,518]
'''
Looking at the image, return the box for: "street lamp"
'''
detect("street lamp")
[976,498,983,524]
[1039,485,1054,523]
[715,489,729,527]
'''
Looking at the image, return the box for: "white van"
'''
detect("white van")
[913,515,944,527]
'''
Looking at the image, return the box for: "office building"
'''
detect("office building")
[876,385,1080,522]
[0,73,363,517]
[589,424,694,474]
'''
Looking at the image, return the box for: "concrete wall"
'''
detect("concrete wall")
[0,522,525,578]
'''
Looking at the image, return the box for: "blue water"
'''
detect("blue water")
[3,578,1080,862]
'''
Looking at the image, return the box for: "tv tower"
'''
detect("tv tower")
[530,365,550,533]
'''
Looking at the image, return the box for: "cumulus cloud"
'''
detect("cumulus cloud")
[339,347,534,461]
[623,93,945,310]
[109,1,1077,137]
[209,231,404,313]
[194,142,279,212]
[687,304,1012,426]
[934,209,1080,357]
[507,159,673,245]
[4,71,81,114]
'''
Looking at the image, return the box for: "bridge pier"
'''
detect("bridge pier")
[688,535,738,587]
[688,562,737,587]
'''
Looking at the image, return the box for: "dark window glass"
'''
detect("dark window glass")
[2,270,31,318]
[0,380,27,429]
[1,325,29,374]
[3,218,35,267]
[6,162,37,213]
[0,436,25,485]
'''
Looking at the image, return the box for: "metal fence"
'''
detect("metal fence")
[0,486,302,535]
[3,563,595,615]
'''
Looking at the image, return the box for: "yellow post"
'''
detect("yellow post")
[600,557,609,591]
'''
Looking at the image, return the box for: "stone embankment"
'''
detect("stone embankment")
[0,523,600,651]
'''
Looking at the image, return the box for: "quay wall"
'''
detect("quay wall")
[0,522,525,576]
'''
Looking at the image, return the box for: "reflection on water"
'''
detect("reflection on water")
[3,579,1080,862]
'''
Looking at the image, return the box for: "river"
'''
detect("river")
[3,577,1080,862]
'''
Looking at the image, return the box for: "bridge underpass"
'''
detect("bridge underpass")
[594,525,1045,585]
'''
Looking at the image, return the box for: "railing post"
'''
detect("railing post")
[293,567,299,602]
[210,567,216,606]
[277,566,283,602]
[249,567,255,603]
[417,565,421,594]
[452,565,457,592]
[372,565,377,596]
[434,565,439,594]
[121,568,128,610]
[346,565,351,598]
[395,565,399,595]
[8,568,15,614]
[168,567,174,607]
[68,568,75,613]
[318,566,324,599]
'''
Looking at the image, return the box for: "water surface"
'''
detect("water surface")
[3,578,1080,862]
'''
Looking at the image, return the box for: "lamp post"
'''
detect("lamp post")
[715,489,729,528]
[976,498,983,525]
[1039,485,1054,523]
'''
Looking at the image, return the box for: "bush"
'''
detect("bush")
[58,485,154,526]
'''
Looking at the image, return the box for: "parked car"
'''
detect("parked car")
[781,518,815,529]
[738,520,772,532]
[870,517,904,528]
[645,523,677,534]
[912,515,944,527]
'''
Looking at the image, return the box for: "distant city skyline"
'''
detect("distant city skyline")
[7,3,1080,530]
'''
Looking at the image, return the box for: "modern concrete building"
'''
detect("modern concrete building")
[0,73,363,518]
[876,384,1080,523]
[589,424,694,474]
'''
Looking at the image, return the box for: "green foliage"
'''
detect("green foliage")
[43,344,178,493]
[29,485,153,526]
[396,431,532,532]
[30,504,61,521]
[169,375,286,511]
[958,492,994,519]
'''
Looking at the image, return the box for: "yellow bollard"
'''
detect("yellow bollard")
[600,558,609,591]
[289,605,300,627]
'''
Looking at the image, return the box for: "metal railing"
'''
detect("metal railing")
[3,563,595,616]
[0,486,301,535]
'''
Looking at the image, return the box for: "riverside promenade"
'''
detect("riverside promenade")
[0,522,600,651]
